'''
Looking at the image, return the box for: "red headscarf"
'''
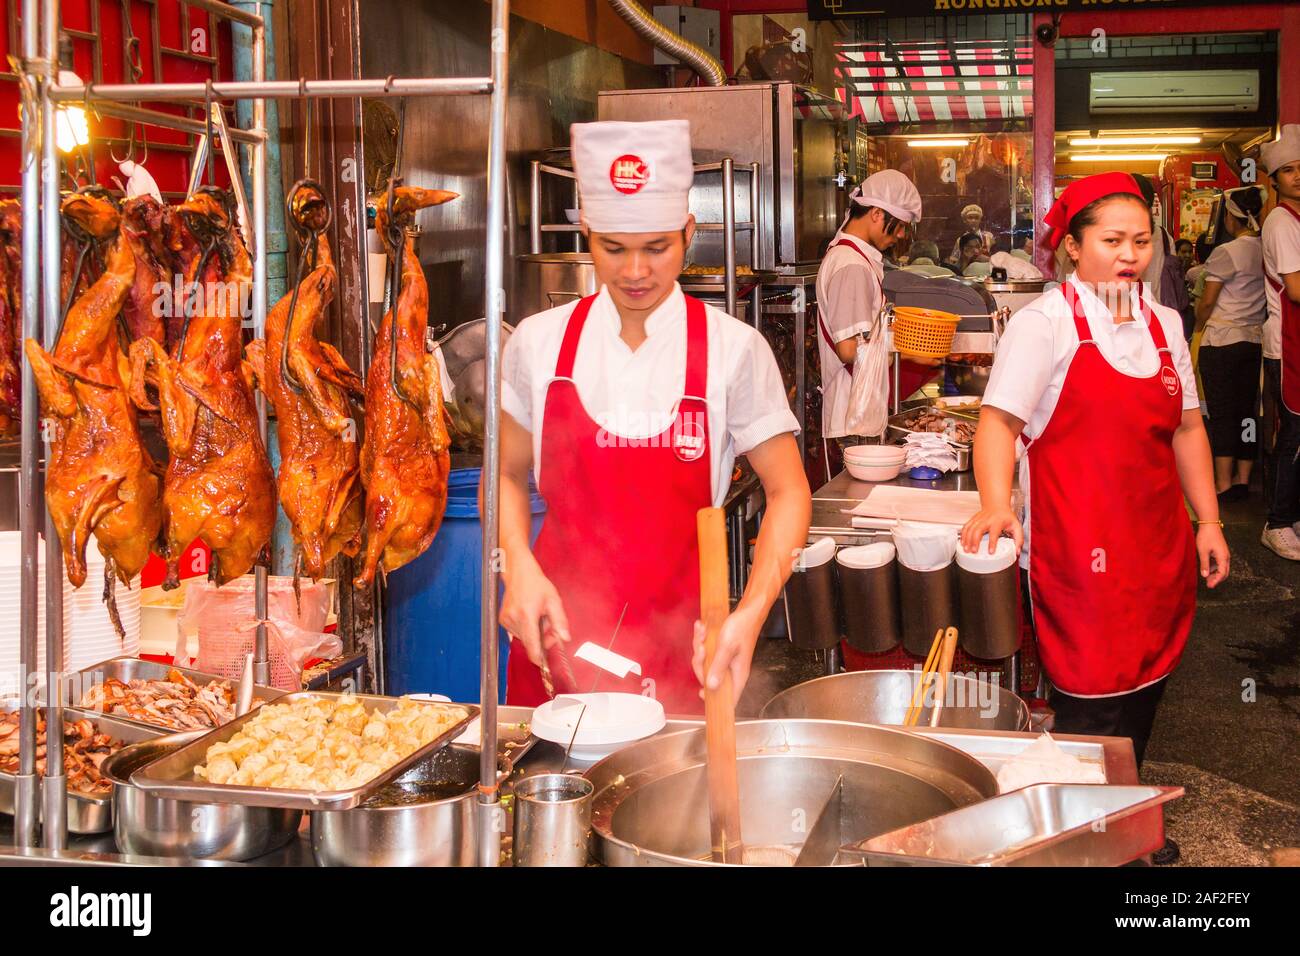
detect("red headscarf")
[1043,172,1144,251]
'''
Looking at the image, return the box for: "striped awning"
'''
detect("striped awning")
[838,40,1033,125]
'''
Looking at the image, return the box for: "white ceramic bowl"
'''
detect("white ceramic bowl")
[842,444,906,463]
[845,460,903,482]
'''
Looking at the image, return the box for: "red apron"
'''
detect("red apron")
[505,293,714,714]
[1025,281,1197,697]
[818,238,934,404]
[1267,202,1300,414]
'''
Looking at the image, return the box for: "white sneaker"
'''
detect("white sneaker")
[1261,526,1300,561]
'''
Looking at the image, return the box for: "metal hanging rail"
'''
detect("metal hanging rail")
[15,0,512,864]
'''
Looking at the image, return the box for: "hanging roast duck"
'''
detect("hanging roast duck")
[354,184,457,589]
[128,187,276,589]
[23,190,164,631]
[246,179,364,581]
[0,200,21,436]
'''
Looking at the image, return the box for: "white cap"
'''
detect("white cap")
[1261,124,1300,175]
[571,120,693,234]
[848,170,923,223]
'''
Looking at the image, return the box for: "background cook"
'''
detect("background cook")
[495,120,810,713]
[962,171,1229,769]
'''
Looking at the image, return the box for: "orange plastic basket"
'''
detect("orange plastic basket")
[891,306,961,360]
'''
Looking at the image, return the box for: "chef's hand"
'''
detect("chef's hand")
[691,603,764,707]
[961,506,1023,555]
[499,555,571,667]
[1197,523,1230,588]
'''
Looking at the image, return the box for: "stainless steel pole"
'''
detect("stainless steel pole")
[186,0,263,27]
[39,0,67,851]
[89,101,264,145]
[722,157,737,319]
[478,0,508,868]
[251,19,270,686]
[13,0,43,850]
[49,77,494,103]
[529,160,541,254]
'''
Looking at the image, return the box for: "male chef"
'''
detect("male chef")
[1260,125,1300,560]
[495,120,811,713]
[815,170,926,470]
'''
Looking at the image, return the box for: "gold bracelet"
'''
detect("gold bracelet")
[1194,519,1224,527]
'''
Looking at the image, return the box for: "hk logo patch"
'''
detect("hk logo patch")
[672,419,706,463]
[1160,365,1180,397]
[610,154,651,194]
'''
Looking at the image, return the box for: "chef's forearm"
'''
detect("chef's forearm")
[1173,412,1220,523]
[973,409,1019,511]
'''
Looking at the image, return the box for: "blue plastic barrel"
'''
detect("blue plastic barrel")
[384,468,546,702]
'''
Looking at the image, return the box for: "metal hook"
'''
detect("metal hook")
[203,79,216,188]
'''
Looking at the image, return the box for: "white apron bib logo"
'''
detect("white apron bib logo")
[672,419,706,463]
[1160,365,1180,397]
[610,154,651,194]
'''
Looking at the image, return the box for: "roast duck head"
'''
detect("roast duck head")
[23,190,164,636]
[127,186,277,590]
[245,178,365,582]
[354,184,458,590]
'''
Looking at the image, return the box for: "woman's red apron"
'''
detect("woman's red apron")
[817,238,934,405]
[1024,281,1196,696]
[505,292,714,714]
[1267,202,1300,414]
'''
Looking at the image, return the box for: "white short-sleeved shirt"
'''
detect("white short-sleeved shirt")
[1263,205,1300,359]
[502,283,799,507]
[814,231,885,438]
[983,275,1200,568]
[1201,235,1266,348]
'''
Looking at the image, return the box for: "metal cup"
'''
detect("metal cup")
[837,554,901,654]
[897,562,958,658]
[512,773,593,867]
[784,562,841,650]
[957,564,1021,660]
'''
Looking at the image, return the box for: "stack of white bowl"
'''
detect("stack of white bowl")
[842,444,907,482]
[0,531,141,696]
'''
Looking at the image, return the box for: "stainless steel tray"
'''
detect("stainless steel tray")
[65,656,287,731]
[0,699,168,834]
[840,783,1182,867]
[128,692,479,811]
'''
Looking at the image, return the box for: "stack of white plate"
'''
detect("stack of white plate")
[843,444,907,482]
[0,532,141,696]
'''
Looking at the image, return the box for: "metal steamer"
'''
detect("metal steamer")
[10,0,514,862]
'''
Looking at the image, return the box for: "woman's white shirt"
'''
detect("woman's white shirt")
[502,283,799,507]
[982,275,1200,568]
[1201,235,1265,348]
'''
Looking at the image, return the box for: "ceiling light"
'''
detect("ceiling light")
[1068,135,1202,147]
[906,139,970,148]
[55,70,90,154]
[1069,153,1167,163]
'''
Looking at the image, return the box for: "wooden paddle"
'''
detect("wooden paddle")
[698,506,744,864]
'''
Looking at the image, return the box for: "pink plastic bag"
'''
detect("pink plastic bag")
[175,577,341,691]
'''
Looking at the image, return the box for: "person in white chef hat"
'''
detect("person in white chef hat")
[1260,124,1300,559]
[496,120,811,714]
[814,169,924,474]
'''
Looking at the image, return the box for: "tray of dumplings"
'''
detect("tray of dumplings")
[126,692,478,811]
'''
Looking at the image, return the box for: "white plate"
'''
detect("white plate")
[531,692,666,761]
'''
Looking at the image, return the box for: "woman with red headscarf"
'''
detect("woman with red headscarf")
[961,172,1230,771]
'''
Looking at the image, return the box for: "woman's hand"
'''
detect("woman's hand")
[498,554,571,667]
[1196,523,1230,588]
[960,506,1023,555]
[691,602,765,707]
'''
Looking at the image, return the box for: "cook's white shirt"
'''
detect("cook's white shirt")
[1262,205,1300,359]
[982,275,1200,568]
[502,283,799,507]
[1201,235,1265,348]
[815,231,885,438]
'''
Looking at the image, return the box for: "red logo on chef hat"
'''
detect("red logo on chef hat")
[610,154,651,195]
[672,418,707,463]
[1160,365,1180,397]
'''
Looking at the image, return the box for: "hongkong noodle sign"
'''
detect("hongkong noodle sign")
[809,0,1271,18]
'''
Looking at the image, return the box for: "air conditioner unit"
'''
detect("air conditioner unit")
[1089,70,1259,114]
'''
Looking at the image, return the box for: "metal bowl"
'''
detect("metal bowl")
[101,731,302,861]
[587,719,998,867]
[310,744,483,867]
[760,670,1030,731]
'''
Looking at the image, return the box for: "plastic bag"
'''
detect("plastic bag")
[843,323,891,438]
[175,576,342,691]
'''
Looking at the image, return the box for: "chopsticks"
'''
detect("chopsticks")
[905,626,958,727]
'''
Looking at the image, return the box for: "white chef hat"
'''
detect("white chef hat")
[571,120,693,234]
[961,203,983,219]
[1260,124,1300,175]
[841,170,923,230]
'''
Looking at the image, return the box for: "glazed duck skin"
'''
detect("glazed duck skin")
[0,200,20,435]
[23,193,164,595]
[354,186,457,589]
[119,195,173,348]
[129,190,276,588]
[246,181,364,580]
